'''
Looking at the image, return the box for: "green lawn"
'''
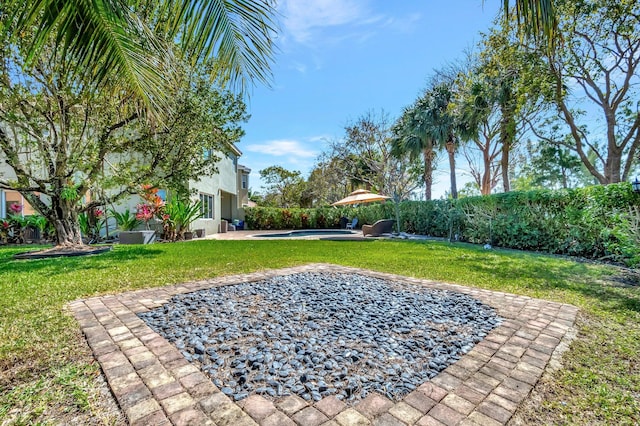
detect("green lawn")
[1,240,639,425]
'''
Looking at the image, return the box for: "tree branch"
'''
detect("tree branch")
[548,60,607,183]
[78,113,140,196]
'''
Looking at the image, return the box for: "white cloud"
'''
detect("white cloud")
[379,12,421,33]
[277,1,422,47]
[291,61,307,73]
[278,0,370,44]
[245,139,318,158]
[275,0,424,76]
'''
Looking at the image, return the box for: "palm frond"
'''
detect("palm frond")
[503,0,557,49]
[160,0,277,91]
[12,0,277,117]
[16,0,172,116]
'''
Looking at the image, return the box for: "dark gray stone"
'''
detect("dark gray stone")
[139,272,500,403]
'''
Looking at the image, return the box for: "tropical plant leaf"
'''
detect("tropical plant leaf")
[10,0,276,117]
[158,0,277,91]
[14,0,172,116]
[502,0,557,49]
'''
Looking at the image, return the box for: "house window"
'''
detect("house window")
[241,174,248,190]
[199,193,214,219]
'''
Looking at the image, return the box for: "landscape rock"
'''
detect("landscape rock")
[139,272,500,402]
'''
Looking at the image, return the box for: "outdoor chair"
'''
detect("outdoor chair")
[346,217,358,230]
[362,219,395,237]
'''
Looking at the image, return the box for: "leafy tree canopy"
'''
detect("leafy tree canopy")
[0,28,248,245]
[258,166,306,208]
[530,0,640,184]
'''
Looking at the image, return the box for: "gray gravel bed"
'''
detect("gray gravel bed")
[139,272,501,403]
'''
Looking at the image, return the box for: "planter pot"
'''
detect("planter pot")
[183,231,194,240]
[118,230,156,245]
[194,229,205,238]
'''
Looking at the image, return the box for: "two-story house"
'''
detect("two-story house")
[189,145,252,235]
[0,144,251,237]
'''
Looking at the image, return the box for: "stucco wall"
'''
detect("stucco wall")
[189,153,239,236]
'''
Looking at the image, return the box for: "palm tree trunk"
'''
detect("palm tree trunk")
[446,139,458,199]
[500,81,516,192]
[482,150,492,195]
[501,143,510,192]
[423,149,435,201]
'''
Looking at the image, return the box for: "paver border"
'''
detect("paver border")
[68,263,579,425]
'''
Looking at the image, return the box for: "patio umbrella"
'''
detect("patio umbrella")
[331,189,390,206]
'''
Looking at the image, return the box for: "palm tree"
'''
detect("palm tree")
[456,76,502,195]
[391,100,437,201]
[9,0,276,116]
[425,84,459,200]
[495,71,518,192]
[9,0,553,116]
[393,84,463,200]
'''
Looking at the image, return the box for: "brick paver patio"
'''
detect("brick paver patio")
[68,264,578,425]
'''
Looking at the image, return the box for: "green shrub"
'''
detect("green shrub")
[243,183,640,266]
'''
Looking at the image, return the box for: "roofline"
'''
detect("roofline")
[227,142,242,156]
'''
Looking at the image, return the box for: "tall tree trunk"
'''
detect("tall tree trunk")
[500,142,510,192]
[423,148,435,201]
[499,89,516,193]
[49,196,83,247]
[446,138,457,199]
[548,61,608,184]
[605,149,622,183]
[482,149,492,195]
[500,112,516,192]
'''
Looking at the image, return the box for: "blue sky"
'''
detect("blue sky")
[240,1,502,198]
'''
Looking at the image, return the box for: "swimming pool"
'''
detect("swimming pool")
[252,229,358,238]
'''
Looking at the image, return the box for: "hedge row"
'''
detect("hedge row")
[245,183,640,266]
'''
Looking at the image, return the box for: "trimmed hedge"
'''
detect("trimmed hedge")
[245,183,640,266]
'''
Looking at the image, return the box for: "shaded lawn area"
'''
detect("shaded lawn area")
[0,239,639,425]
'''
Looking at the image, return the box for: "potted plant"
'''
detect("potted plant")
[110,209,154,244]
[181,201,201,240]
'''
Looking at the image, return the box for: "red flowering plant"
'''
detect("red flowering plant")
[136,185,165,230]
[9,203,22,214]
